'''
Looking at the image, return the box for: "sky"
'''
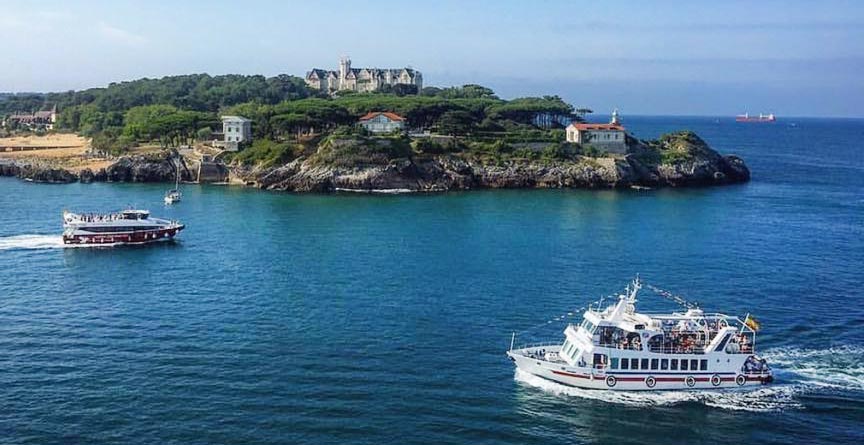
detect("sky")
[1,0,863,117]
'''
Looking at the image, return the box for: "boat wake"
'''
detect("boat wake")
[0,234,120,250]
[760,345,864,392]
[514,345,864,412]
[0,234,66,250]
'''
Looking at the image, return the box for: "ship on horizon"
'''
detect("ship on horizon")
[736,112,776,122]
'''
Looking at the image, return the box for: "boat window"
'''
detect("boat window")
[562,340,570,352]
[650,359,659,370]
[715,333,732,352]
[610,358,619,369]
[631,359,639,370]
[690,359,699,371]
[596,326,642,351]
[681,360,689,371]
[648,335,664,352]
[593,354,608,369]
[641,359,649,370]
[621,358,629,370]
[581,320,596,334]
[671,359,678,370]
[661,359,669,370]
[700,359,708,371]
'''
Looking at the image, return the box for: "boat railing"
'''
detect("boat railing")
[647,345,708,355]
[514,341,561,351]
[597,341,643,351]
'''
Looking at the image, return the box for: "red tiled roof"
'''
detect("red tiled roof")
[358,111,406,122]
[569,123,625,131]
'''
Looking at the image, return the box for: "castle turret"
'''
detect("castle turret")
[339,56,351,85]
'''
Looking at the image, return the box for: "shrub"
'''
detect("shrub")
[232,139,301,167]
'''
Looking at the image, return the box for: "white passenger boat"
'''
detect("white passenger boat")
[62,209,185,245]
[507,277,773,391]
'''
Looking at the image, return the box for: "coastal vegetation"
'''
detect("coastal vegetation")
[1,74,750,190]
[1,74,578,159]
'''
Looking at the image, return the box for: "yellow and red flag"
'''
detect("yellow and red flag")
[744,314,761,331]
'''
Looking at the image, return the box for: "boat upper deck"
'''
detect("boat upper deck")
[563,279,759,356]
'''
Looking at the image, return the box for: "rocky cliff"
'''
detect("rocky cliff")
[232,132,750,192]
[2,131,749,192]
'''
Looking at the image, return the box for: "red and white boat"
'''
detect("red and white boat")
[507,278,773,391]
[62,209,184,245]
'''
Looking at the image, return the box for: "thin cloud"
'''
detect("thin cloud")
[97,22,148,46]
[561,20,864,32]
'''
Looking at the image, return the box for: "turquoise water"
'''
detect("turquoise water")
[1,117,862,444]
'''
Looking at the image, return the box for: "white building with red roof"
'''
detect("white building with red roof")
[566,109,627,153]
[358,112,406,134]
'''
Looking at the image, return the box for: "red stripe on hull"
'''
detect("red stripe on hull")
[551,370,591,379]
[63,227,182,245]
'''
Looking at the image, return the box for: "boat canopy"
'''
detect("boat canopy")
[120,210,150,220]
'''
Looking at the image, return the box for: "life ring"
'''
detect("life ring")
[685,376,696,388]
[710,374,722,387]
[736,374,747,386]
[645,376,656,388]
[606,375,617,387]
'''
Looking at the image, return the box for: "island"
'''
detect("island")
[0,73,749,191]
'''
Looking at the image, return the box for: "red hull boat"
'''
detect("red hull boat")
[62,209,184,245]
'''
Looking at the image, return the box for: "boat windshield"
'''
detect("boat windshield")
[121,211,149,220]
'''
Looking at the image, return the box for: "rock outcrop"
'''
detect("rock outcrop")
[3,131,750,192]
[231,131,750,192]
[14,164,79,183]
[104,154,185,182]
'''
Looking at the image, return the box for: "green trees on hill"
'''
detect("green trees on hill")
[4,75,591,163]
[123,105,217,148]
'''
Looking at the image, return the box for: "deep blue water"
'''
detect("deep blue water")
[1,116,862,444]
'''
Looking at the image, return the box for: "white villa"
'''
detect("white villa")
[3,106,57,130]
[566,110,627,153]
[221,115,252,151]
[306,57,422,94]
[358,112,406,134]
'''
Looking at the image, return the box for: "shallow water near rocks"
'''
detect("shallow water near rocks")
[1,116,862,444]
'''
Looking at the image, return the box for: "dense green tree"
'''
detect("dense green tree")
[437,110,479,135]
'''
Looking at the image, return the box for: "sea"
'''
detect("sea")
[0,116,862,445]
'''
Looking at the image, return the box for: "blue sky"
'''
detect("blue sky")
[2,0,862,117]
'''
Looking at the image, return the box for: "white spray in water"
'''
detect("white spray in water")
[0,234,66,250]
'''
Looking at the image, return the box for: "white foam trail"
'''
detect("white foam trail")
[0,234,66,250]
[513,369,803,412]
[760,345,864,391]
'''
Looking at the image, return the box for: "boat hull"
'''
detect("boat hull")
[62,226,184,245]
[508,351,772,391]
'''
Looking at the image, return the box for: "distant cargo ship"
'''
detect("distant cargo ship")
[736,113,776,122]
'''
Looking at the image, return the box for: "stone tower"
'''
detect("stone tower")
[339,56,351,88]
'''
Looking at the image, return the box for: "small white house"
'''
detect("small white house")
[358,112,406,134]
[565,110,627,153]
[221,115,252,151]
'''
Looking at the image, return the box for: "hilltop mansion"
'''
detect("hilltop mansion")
[306,57,422,94]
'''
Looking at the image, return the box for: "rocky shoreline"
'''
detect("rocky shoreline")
[1,132,750,192]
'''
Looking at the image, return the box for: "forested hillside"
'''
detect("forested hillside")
[1,74,583,156]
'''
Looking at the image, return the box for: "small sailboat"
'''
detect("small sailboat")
[164,158,182,205]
